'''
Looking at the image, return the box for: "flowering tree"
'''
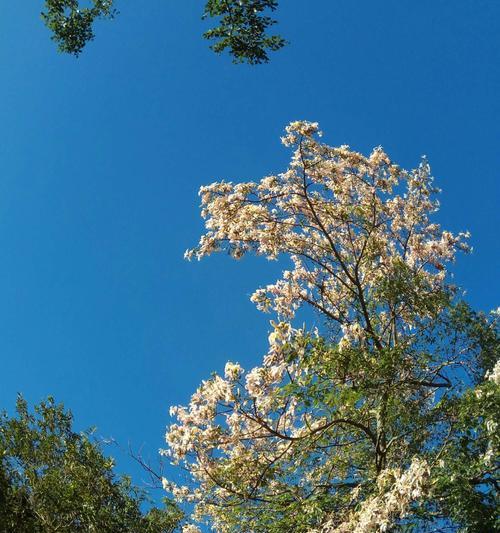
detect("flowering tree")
[165,122,499,532]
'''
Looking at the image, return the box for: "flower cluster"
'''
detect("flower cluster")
[181,525,201,533]
[164,323,379,529]
[313,458,430,532]
[487,358,500,385]
[186,121,469,349]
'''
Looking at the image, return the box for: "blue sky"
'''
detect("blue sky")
[0,0,498,502]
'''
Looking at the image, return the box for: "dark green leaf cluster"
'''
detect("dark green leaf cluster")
[41,0,116,56]
[0,396,183,532]
[41,1,287,64]
[429,381,500,532]
[203,0,286,64]
[448,302,500,383]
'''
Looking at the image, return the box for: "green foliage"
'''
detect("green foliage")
[166,302,499,531]
[41,0,116,56]
[203,0,286,64]
[430,381,500,532]
[41,1,286,64]
[0,396,183,532]
[448,302,500,382]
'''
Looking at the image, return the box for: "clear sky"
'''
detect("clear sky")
[0,0,498,501]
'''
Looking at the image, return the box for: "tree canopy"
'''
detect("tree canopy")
[41,0,116,57]
[0,396,183,532]
[164,122,499,532]
[203,0,285,64]
[41,0,286,63]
